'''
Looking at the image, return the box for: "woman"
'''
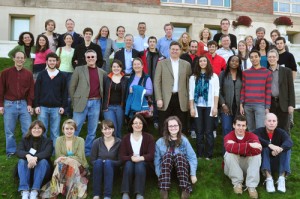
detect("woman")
[219,55,243,154]
[254,38,269,68]
[237,40,251,70]
[196,28,211,56]
[56,33,74,117]
[269,29,289,51]
[40,119,89,198]
[120,114,155,199]
[114,26,125,50]
[103,59,128,138]
[94,26,117,72]
[154,116,197,199]
[244,35,254,51]
[33,34,51,80]
[125,58,153,118]
[189,56,219,159]
[16,120,53,199]
[8,31,36,71]
[90,120,122,199]
[178,32,191,54]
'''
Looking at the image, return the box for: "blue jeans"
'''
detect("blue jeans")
[38,106,61,147]
[93,159,118,197]
[194,107,214,158]
[244,104,265,132]
[103,105,124,138]
[18,159,50,191]
[261,147,291,176]
[4,100,32,154]
[61,72,73,117]
[73,99,101,156]
[221,113,234,155]
[121,161,147,196]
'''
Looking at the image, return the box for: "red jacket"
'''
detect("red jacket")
[205,53,226,76]
[224,130,261,156]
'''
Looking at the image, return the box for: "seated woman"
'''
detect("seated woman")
[90,120,122,199]
[40,119,89,198]
[120,114,155,199]
[16,120,53,199]
[154,116,197,199]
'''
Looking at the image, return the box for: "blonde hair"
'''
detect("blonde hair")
[199,28,212,40]
[62,119,77,132]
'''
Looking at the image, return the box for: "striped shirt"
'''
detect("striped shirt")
[240,67,272,108]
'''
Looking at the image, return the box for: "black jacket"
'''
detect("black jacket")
[58,32,84,48]
[72,42,103,68]
[114,48,141,72]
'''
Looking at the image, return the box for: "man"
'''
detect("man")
[254,113,293,193]
[253,27,271,46]
[213,18,237,49]
[58,18,84,48]
[35,53,67,147]
[215,35,234,63]
[180,40,199,73]
[0,51,34,157]
[206,40,226,76]
[275,37,297,80]
[72,27,103,68]
[157,23,176,58]
[133,22,149,52]
[154,41,192,134]
[267,49,295,132]
[114,34,141,75]
[42,19,60,52]
[224,115,262,199]
[240,50,272,132]
[69,49,106,156]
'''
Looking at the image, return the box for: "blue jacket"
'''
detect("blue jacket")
[154,136,197,177]
[125,85,149,117]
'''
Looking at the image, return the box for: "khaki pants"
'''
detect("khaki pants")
[224,152,261,188]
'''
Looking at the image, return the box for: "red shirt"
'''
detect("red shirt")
[196,41,208,56]
[88,67,100,98]
[0,67,34,106]
[205,53,226,76]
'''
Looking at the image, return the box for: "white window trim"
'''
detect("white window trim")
[161,0,231,11]
[274,0,300,15]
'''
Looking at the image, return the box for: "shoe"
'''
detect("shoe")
[213,130,217,138]
[160,189,168,199]
[122,193,130,199]
[21,191,30,199]
[265,177,275,193]
[103,197,111,199]
[6,153,15,158]
[233,183,243,194]
[181,190,190,199]
[29,190,38,199]
[190,130,196,139]
[93,196,100,199]
[205,157,211,161]
[277,176,286,193]
[136,194,144,199]
[247,187,258,199]
[154,122,159,129]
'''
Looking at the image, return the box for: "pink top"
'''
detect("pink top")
[34,49,52,64]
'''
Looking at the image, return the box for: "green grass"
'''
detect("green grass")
[0,58,14,71]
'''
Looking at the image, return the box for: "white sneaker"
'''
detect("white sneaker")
[277,176,286,193]
[29,190,38,199]
[21,191,30,199]
[213,130,217,138]
[190,130,196,139]
[265,177,275,193]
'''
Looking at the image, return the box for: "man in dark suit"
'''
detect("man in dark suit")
[154,41,192,134]
[114,34,141,75]
[57,18,84,48]
[267,49,295,133]
[180,40,199,73]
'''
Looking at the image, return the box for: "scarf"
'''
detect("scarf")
[194,73,209,104]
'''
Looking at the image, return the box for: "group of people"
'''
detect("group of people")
[0,17,297,199]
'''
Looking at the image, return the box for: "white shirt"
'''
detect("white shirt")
[130,134,143,156]
[171,58,179,92]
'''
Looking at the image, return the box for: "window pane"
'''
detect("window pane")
[292,4,300,13]
[273,2,278,11]
[198,0,208,5]
[169,0,182,2]
[224,0,230,7]
[211,0,223,6]
[279,3,290,12]
[12,18,30,41]
[291,0,300,2]
[185,0,196,4]
[173,27,187,41]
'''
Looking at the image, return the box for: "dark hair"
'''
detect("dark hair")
[138,22,146,26]
[220,34,230,41]
[101,120,115,136]
[224,55,242,79]
[127,114,148,133]
[193,55,213,79]
[18,32,34,47]
[46,52,59,61]
[111,59,123,69]
[249,49,261,58]
[148,36,157,43]
[164,23,174,30]
[270,29,281,37]
[83,27,93,35]
[45,19,56,30]
[116,26,125,37]
[95,26,110,39]
[63,33,73,40]
[36,34,49,53]
[169,41,181,49]
[207,40,218,47]
[24,120,46,139]
[133,57,143,66]
[220,18,230,25]
[162,116,183,147]
[189,40,198,46]
[254,38,269,52]
[275,36,286,44]
[233,115,247,124]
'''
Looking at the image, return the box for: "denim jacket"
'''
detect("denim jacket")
[154,136,197,177]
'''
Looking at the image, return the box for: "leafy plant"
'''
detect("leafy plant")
[274,16,293,27]
[232,16,252,29]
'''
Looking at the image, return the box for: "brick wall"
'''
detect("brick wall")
[232,0,273,14]
[103,0,160,5]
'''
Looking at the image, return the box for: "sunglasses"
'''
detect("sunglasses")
[86,56,95,59]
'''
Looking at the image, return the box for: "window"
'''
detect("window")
[172,24,190,40]
[161,0,231,9]
[274,0,300,14]
[11,17,30,41]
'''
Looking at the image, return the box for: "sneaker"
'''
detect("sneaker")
[247,187,258,199]
[233,184,243,194]
[93,196,100,199]
[190,130,196,139]
[21,191,30,199]
[265,177,275,193]
[122,193,130,199]
[277,176,286,193]
[136,194,144,199]
[160,189,168,199]
[213,130,217,138]
[29,190,38,199]
[6,153,15,158]
[154,122,159,129]
[205,157,211,161]
[181,190,190,199]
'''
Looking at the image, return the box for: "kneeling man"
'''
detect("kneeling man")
[224,115,262,199]
[254,113,293,193]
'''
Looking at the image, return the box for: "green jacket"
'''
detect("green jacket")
[8,45,36,71]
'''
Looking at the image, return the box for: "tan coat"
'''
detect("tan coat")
[154,59,191,111]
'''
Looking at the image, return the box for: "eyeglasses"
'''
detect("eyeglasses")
[168,125,179,128]
[86,56,95,59]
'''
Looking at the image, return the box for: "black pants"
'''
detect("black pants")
[270,98,289,133]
